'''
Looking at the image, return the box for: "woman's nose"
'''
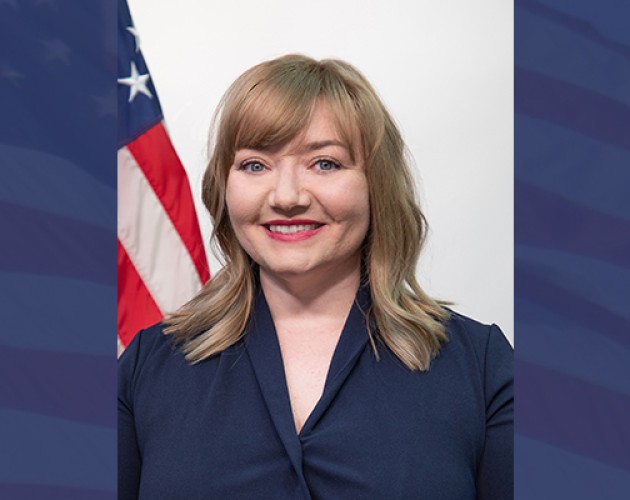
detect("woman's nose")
[269,167,310,211]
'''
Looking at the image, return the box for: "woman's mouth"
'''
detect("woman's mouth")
[262,221,325,241]
[267,223,322,234]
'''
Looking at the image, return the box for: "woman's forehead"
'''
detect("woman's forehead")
[234,99,360,160]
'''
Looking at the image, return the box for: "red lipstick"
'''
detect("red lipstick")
[262,219,324,242]
[263,219,322,225]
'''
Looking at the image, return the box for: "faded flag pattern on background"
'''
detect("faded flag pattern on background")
[516,0,630,497]
[0,1,117,498]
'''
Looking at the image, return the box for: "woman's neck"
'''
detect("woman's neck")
[259,265,361,323]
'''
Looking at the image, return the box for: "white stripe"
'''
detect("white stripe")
[117,146,202,314]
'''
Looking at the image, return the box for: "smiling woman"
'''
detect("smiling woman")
[227,101,370,283]
[118,54,513,499]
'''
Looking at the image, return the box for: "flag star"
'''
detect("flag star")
[118,61,152,102]
[41,38,71,64]
[126,26,141,53]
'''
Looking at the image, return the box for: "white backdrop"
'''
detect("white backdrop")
[128,0,514,344]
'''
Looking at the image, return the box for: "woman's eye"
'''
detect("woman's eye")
[315,159,340,171]
[241,161,266,173]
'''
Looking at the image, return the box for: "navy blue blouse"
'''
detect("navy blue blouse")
[118,286,513,499]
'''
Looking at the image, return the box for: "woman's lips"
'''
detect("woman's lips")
[267,223,321,234]
[262,220,324,241]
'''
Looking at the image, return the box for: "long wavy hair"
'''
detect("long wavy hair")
[164,54,449,371]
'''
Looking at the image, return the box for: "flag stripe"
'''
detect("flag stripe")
[117,3,208,350]
[118,146,203,314]
[516,179,630,268]
[516,259,630,349]
[126,122,210,283]
[0,484,112,500]
[117,240,163,347]
[518,0,630,60]
[0,200,115,285]
[0,345,114,427]
[516,359,630,472]
[516,67,630,153]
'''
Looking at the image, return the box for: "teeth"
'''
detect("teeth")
[269,224,319,234]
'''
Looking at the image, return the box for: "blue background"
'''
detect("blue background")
[0,1,116,498]
[0,0,628,497]
[515,0,630,497]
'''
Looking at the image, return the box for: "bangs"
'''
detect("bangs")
[233,69,320,151]
[226,59,364,162]
[322,91,364,164]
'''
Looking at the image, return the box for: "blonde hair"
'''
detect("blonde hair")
[165,54,449,371]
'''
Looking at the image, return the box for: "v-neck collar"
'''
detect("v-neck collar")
[244,283,371,492]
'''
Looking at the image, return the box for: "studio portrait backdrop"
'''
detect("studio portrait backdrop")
[126,0,514,343]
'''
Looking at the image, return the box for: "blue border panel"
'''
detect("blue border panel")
[516,1,630,498]
[0,1,116,498]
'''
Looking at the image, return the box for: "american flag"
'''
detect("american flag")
[117,0,209,353]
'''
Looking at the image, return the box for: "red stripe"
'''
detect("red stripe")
[118,239,164,347]
[127,122,210,283]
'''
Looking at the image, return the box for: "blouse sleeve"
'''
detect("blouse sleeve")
[118,331,143,500]
[476,324,514,500]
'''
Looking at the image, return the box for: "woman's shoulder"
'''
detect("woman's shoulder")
[120,322,177,362]
[438,308,513,374]
[118,322,184,390]
[444,308,511,347]
[437,310,513,408]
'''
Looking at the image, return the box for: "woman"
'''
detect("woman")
[119,54,513,499]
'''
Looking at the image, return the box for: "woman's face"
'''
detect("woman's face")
[226,101,370,284]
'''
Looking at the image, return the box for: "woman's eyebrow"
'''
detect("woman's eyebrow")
[302,140,347,152]
[236,140,349,156]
